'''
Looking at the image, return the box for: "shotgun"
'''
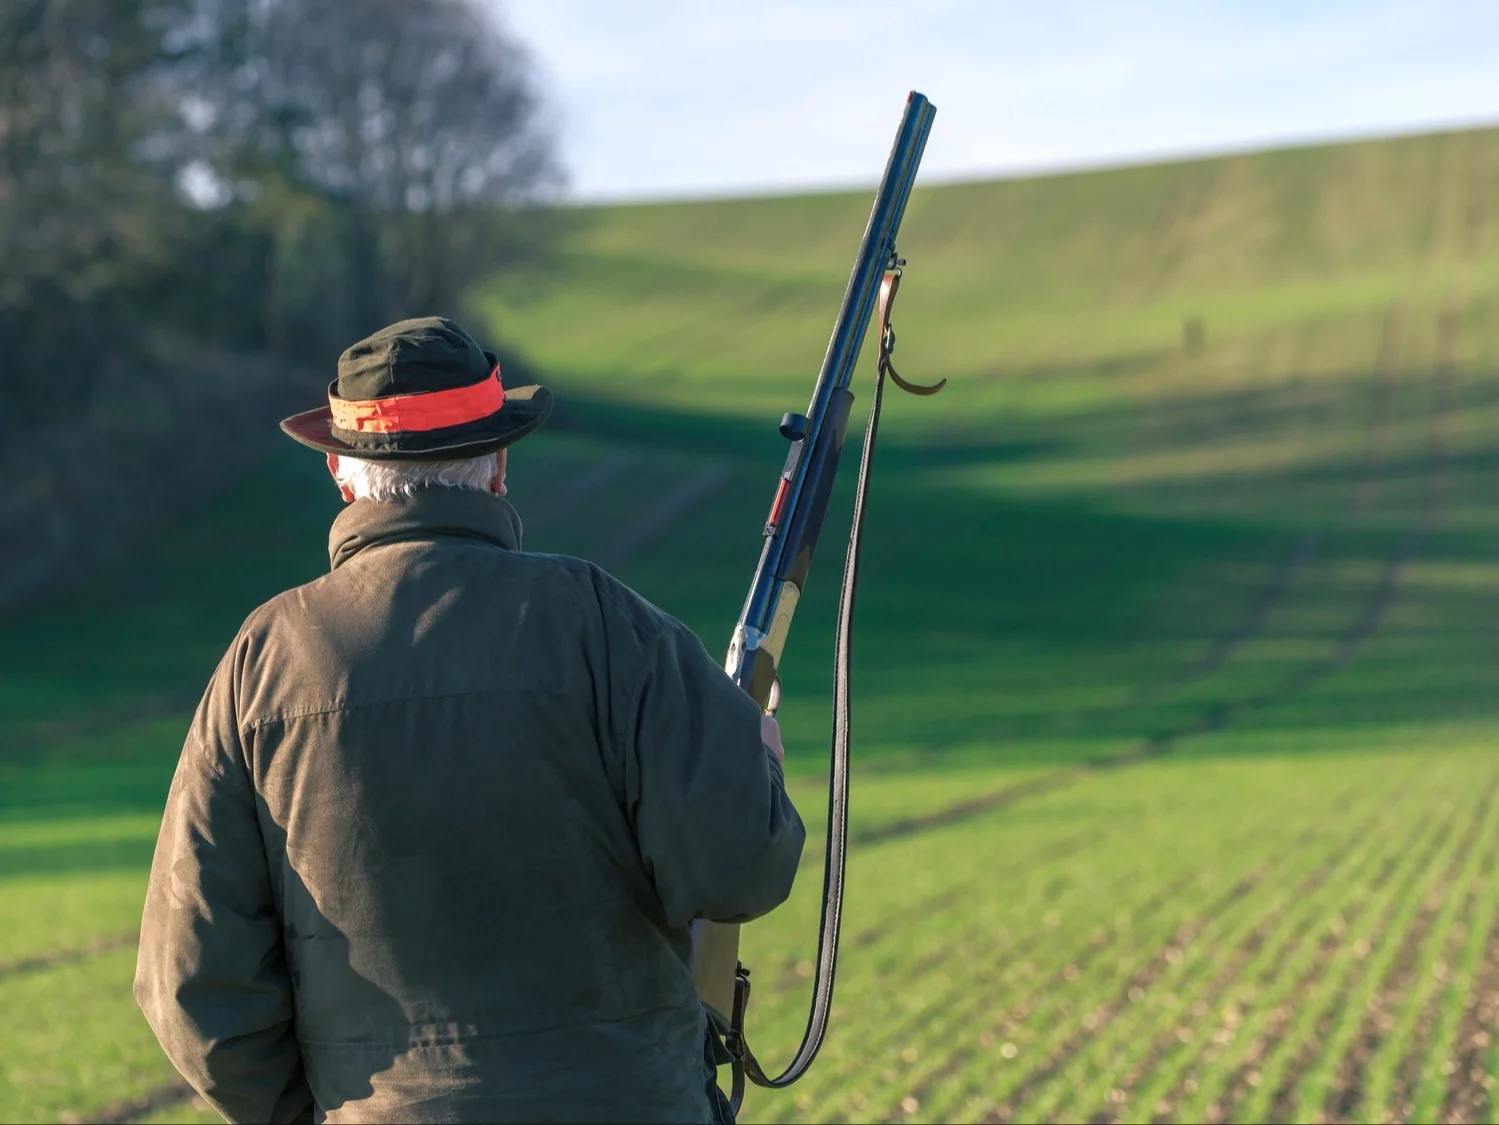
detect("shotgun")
[695,90,940,1109]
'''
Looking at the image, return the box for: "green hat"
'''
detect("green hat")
[280,316,552,461]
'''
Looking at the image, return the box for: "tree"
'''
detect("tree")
[183,0,561,357]
[0,0,561,426]
[0,0,192,427]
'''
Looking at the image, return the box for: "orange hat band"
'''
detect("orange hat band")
[329,365,505,434]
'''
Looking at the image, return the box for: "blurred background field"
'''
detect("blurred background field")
[3,3,1499,1123]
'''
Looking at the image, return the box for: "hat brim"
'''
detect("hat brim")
[280,384,553,461]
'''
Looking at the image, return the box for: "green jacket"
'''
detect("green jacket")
[134,487,805,1124]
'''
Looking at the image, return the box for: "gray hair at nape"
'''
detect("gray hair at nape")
[332,452,500,502]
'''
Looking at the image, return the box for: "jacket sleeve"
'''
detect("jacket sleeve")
[622,617,806,928]
[134,648,313,1125]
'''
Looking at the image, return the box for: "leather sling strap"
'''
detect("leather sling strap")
[725,263,942,1108]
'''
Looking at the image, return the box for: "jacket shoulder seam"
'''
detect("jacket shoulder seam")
[242,684,580,732]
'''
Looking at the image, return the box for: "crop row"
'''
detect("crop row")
[1031,756,1447,1123]
[961,759,1446,1125]
[736,750,1460,1124]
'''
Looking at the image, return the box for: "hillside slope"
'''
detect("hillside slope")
[477,126,1498,411]
[469,124,1499,765]
[3,125,1499,1123]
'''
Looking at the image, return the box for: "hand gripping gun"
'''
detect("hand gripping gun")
[694,91,940,1111]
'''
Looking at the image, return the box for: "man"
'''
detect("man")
[135,317,806,1124]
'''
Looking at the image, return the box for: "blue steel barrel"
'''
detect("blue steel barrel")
[697,92,937,1032]
[725,90,937,710]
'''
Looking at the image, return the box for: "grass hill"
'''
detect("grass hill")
[2,124,1498,1123]
[479,125,1496,404]
[470,124,1499,769]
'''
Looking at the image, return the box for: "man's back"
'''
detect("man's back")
[136,487,805,1123]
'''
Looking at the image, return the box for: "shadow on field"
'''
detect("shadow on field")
[538,363,1499,769]
[2,350,1498,826]
[545,383,1061,467]
[0,836,157,878]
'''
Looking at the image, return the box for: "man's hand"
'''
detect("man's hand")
[761,713,785,765]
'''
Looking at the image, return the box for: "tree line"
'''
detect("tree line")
[0,0,559,436]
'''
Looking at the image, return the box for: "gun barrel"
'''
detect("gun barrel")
[700,93,936,1030]
[804,92,937,430]
[730,91,936,697]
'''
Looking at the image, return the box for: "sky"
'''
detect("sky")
[492,0,1499,203]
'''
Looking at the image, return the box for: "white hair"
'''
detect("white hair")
[332,452,500,502]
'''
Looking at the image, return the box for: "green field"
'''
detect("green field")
[3,124,1499,1123]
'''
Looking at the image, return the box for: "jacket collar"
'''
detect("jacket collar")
[329,488,524,570]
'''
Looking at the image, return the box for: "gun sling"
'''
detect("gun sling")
[721,252,942,1110]
[695,91,938,1112]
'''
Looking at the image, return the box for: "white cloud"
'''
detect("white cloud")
[491,0,1499,201]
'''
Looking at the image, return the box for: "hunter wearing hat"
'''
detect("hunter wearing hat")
[134,317,806,1124]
